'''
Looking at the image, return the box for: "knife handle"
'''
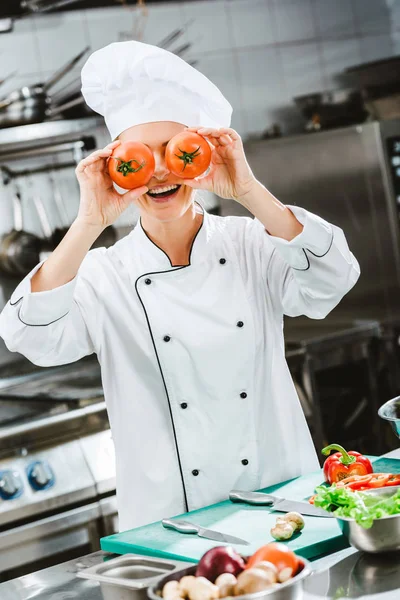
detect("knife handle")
[162,519,200,534]
[229,491,275,506]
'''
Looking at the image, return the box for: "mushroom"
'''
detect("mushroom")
[280,512,305,532]
[234,568,276,596]
[271,520,294,541]
[278,567,294,583]
[179,576,197,597]
[251,561,278,583]
[215,573,238,598]
[163,580,185,600]
[189,577,219,600]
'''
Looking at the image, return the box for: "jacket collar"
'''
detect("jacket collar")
[113,205,220,273]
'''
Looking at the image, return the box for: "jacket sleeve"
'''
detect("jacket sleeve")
[259,206,360,319]
[0,253,102,367]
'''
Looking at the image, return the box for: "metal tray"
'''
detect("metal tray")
[148,560,312,600]
[77,554,191,600]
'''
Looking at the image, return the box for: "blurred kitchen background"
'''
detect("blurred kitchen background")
[1,0,400,582]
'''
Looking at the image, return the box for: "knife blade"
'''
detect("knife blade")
[162,519,250,545]
[229,490,333,518]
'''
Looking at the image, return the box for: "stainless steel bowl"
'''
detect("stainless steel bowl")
[148,560,312,600]
[378,397,400,438]
[335,487,400,554]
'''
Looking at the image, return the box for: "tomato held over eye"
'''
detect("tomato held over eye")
[165,132,212,179]
[108,142,155,190]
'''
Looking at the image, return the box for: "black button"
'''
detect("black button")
[242,459,249,466]
[192,469,199,476]
[237,321,244,328]
[180,402,188,409]
[240,392,247,399]
[219,258,226,265]
[163,336,171,342]
[145,278,152,285]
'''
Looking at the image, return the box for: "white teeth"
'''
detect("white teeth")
[148,184,179,195]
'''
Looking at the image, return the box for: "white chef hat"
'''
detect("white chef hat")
[81,41,233,140]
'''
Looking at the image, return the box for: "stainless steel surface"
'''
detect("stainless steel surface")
[0,439,95,526]
[336,514,400,554]
[0,501,101,573]
[2,456,400,598]
[335,486,400,554]
[2,139,87,162]
[378,396,400,438]
[229,491,333,518]
[162,518,250,545]
[0,117,102,150]
[0,550,397,600]
[244,119,400,334]
[0,357,116,580]
[78,555,185,600]
[148,561,311,600]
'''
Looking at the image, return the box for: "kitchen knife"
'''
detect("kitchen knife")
[229,490,333,518]
[162,519,250,545]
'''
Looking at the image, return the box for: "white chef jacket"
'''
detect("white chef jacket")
[0,206,360,531]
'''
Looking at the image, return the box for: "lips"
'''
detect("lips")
[146,184,181,201]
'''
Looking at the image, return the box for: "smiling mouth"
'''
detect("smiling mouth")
[147,184,181,199]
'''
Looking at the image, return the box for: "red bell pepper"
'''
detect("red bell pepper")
[322,443,373,485]
[336,474,373,490]
[386,474,400,486]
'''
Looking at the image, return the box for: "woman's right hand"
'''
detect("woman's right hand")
[75,140,148,228]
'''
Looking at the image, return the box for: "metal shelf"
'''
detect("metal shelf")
[0,118,104,153]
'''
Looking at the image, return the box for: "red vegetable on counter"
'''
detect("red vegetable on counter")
[322,443,373,485]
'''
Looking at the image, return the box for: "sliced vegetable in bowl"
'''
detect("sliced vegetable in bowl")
[155,543,309,600]
[313,484,400,528]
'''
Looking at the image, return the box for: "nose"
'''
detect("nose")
[153,150,170,181]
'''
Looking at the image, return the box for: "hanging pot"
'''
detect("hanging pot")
[0,46,90,128]
[0,186,41,276]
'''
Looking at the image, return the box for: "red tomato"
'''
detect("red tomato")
[108,142,155,190]
[246,543,299,574]
[165,132,211,179]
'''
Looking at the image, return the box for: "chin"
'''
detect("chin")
[142,188,195,223]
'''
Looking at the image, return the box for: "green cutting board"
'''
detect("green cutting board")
[100,457,400,562]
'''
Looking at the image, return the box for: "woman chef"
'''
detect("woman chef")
[0,41,360,532]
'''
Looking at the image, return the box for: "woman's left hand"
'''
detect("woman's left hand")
[181,127,257,202]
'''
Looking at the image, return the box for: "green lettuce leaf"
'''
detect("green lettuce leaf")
[313,486,400,529]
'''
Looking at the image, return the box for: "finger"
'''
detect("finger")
[218,127,241,141]
[218,134,233,146]
[76,149,113,174]
[124,185,149,202]
[182,176,209,190]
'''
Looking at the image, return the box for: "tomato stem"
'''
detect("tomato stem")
[322,444,356,466]
[112,157,145,177]
[174,146,201,172]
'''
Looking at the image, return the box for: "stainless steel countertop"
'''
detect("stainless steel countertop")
[2,449,400,600]
[2,546,400,600]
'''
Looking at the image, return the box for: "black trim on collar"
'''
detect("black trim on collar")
[306,229,334,258]
[139,210,204,268]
